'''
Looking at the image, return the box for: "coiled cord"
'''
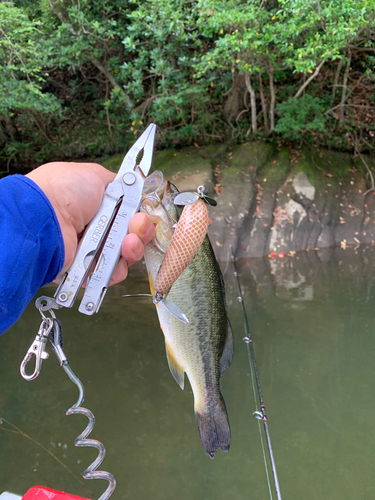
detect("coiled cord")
[51,319,116,500]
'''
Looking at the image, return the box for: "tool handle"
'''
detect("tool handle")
[78,171,144,315]
[54,194,120,308]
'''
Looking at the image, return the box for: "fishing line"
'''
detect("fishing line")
[230,249,283,500]
[247,341,274,500]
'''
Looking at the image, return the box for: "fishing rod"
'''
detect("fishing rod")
[230,249,282,500]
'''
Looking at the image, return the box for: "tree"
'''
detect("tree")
[2,0,375,170]
[195,0,375,141]
[0,1,60,164]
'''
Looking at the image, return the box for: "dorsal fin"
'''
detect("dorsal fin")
[219,320,234,377]
[165,342,185,389]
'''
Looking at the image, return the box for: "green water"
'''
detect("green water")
[1,248,375,500]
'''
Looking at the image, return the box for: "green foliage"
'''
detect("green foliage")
[0,2,60,114]
[118,0,217,143]
[275,95,326,140]
[1,0,375,170]
[196,0,373,77]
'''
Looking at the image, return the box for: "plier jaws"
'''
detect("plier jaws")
[116,122,156,181]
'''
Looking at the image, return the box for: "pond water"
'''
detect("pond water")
[1,247,375,500]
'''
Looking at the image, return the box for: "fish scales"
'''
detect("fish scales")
[142,171,233,459]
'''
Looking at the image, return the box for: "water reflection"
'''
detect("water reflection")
[1,249,375,499]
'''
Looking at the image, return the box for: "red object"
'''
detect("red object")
[22,487,89,500]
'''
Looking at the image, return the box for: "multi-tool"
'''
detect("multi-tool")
[19,124,157,500]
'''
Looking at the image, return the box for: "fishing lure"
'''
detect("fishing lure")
[154,198,209,294]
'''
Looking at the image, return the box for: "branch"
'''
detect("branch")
[352,132,375,196]
[29,111,53,142]
[332,58,342,99]
[0,26,32,83]
[104,77,112,139]
[347,44,375,52]
[235,89,249,124]
[244,72,257,133]
[134,94,161,121]
[48,0,130,103]
[294,58,326,99]
[361,154,375,197]
[339,51,351,126]
[90,56,130,104]
[268,64,275,133]
[48,0,70,25]
[258,72,268,133]
[324,74,363,116]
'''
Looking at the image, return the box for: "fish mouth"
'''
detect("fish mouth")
[141,170,177,253]
[142,170,180,208]
[142,170,165,198]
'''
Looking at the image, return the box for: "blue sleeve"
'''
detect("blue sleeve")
[0,175,65,334]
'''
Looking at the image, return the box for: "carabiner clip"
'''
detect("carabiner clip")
[20,317,53,381]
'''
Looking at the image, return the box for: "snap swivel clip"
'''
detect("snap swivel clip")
[20,310,55,381]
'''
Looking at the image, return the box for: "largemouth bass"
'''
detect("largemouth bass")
[141,171,234,459]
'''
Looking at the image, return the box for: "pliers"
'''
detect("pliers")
[43,123,156,316]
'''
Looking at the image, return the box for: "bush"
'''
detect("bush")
[275,95,326,141]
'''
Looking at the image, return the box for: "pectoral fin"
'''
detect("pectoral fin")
[219,320,234,377]
[148,272,156,295]
[165,342,185,390]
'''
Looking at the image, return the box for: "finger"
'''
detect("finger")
[109,257,128,286]
[128,212,155,244]
[121,233,144,266]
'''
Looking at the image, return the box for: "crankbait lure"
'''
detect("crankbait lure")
[153,197,209,294]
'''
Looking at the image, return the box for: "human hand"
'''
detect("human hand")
[27,162,154,285]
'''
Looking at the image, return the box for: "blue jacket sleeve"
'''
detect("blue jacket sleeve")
[0,175,65,334]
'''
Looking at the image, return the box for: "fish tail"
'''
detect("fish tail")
[195,394,230,459]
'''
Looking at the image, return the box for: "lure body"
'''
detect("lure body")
[154,198,209,294]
